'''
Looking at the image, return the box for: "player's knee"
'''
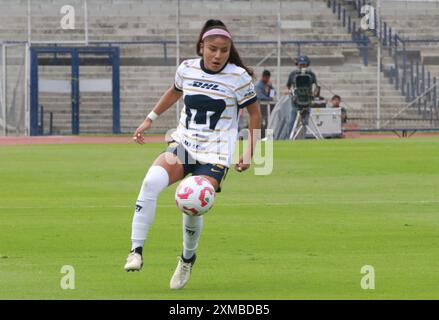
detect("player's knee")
[142,165,170,198]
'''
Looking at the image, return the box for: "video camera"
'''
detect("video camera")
[292,68,314,110]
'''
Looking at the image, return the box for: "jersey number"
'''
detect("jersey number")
[184,95,227,130]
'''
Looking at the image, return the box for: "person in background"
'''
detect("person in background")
[286,56,318,95]
[330,95,347,124]
[255,70,275,101]
[286,56,318,139]
[255,70,276,138]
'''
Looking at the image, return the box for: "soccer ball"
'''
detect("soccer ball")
[175,176,216,216]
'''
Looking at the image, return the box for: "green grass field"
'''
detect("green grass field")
[1,137,438,299]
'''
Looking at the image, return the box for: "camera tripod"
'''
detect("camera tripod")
[289,108,324,140]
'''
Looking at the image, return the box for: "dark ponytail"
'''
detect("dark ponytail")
[196,19,253,77]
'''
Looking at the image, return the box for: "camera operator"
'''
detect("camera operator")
[286,56,318,94]
[286,55,319,139]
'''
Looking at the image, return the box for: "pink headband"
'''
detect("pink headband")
[202,28,232,40]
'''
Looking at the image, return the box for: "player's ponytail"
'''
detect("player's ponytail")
[196,19,254,77]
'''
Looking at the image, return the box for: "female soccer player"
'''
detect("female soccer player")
[124,19,261,290]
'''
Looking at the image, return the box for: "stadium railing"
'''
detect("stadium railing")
[336,0,439,126]
[328,0,439,131]
[380,31,439,124]
[327,0,371,66]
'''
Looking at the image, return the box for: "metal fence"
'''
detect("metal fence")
[0,43,28,136]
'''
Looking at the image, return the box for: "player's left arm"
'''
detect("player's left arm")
[235,101,261,172]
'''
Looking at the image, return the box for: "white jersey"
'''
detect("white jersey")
[171,58,257,167]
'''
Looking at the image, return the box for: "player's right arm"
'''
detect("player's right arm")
[133,86,183,144]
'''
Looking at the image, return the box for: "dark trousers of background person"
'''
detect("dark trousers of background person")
[287,103,310,140]
[260,102,275,139]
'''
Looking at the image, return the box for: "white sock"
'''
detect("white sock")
[131,165,169,251]
[182,214,203,260]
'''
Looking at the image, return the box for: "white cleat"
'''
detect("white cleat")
[124,252,143,272]
[170,255,196,290]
